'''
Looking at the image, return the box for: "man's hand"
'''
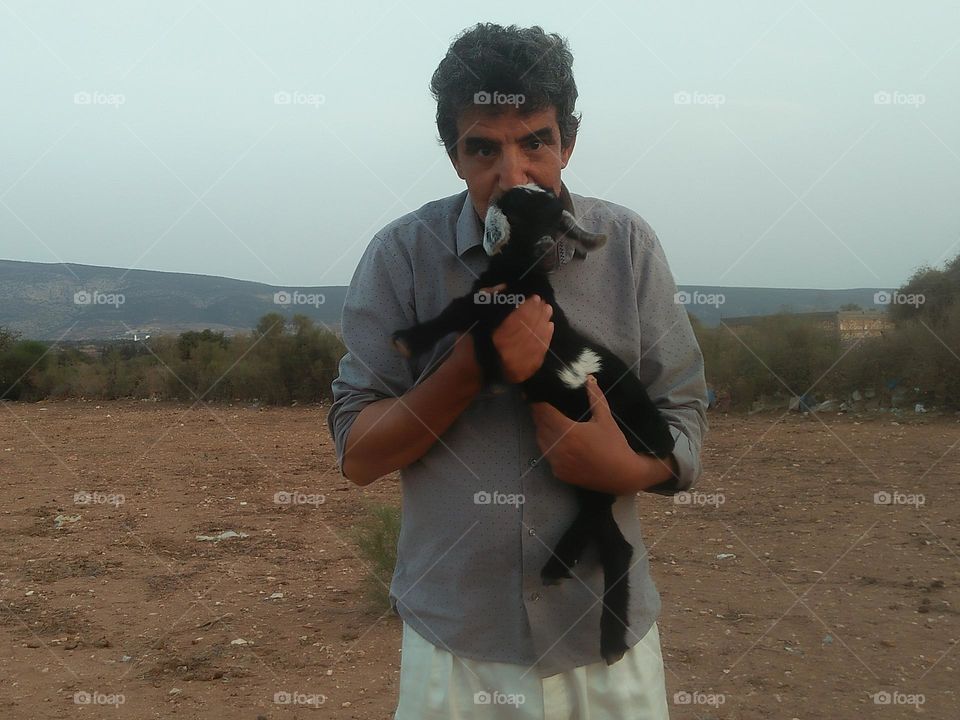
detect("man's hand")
[529,375,678,494]
[529,375,630,486]
[445,283,553,386]
[490,287,554,383]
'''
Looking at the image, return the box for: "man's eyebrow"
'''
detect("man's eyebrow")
[463,127,557,150]
[517,127,556,144]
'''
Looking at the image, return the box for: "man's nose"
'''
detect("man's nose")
[497,149,529,190]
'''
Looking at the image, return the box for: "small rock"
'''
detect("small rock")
[196,530,249,542]
[169,688,181,696]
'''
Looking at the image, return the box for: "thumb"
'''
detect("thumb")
[586,375,612,421]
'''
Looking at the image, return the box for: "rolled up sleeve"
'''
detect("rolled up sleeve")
[632,220,708,493]
[326,235,416,473]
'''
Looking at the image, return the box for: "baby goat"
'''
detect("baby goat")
[391,183,675,665]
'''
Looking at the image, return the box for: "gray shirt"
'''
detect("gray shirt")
[327,183,708,678]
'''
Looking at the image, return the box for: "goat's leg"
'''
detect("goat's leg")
[391,296,478,358]
[541,510,592,585]
[597,510,633,665]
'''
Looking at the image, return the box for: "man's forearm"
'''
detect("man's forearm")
[341,349,482,485]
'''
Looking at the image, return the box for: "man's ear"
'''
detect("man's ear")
[560,133,576,169]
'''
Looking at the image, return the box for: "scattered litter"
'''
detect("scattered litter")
[196,530,249,542]
[230,638,251,646]
[715,553,737,561]
[268,592,284,600]
[120,655,133,662]
[822,633,833,645]
[169,688,181,696]
[53,514,80,529]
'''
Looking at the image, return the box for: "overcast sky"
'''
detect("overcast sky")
[1,1,958,290]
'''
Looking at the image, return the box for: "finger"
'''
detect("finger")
[479,282,508,295]
[585,375,612,420]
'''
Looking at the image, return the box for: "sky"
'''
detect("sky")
[1,0,958,290]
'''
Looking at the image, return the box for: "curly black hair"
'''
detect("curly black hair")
[430,23,581,156]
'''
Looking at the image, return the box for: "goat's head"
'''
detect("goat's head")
[482,183,607,274]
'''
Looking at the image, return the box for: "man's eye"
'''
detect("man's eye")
[527,140,543,151]
[478,147,493,157]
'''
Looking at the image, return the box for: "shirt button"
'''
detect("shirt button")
[528,458,538,468]
[530,592,541,601]
[528,528,536,536]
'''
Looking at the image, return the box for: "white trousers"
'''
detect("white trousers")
[394,620,670,719]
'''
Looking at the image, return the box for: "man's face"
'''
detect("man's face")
[449,105,575,220]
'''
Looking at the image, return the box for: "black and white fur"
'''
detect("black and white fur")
[391,183,676,665]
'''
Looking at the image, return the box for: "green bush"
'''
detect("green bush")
[349,501,402,615]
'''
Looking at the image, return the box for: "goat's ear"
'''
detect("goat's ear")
[483,205,511,255]
[559,210,606,252]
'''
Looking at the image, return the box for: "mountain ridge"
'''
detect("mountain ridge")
[1,258,891,339]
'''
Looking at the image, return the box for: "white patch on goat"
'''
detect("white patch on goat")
[518,182,547,193]
[483,205,511,255]
[557,348,602,389]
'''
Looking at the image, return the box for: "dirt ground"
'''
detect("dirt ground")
[0,399,957,719]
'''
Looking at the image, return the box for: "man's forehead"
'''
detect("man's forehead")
[457,107,559,140]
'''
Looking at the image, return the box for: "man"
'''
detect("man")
[327,23,708,719]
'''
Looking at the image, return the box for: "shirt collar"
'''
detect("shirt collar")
[455,181,584,260]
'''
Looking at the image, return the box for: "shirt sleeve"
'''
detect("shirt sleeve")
[326,234,416,475]
[631,218,709,494]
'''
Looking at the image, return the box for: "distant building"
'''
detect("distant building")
[721,310,894,345]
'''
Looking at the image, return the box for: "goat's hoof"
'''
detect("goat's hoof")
[601,634,630,666]
[391,333,412,358]
[541,560,573,585]
[602,645,628,666]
